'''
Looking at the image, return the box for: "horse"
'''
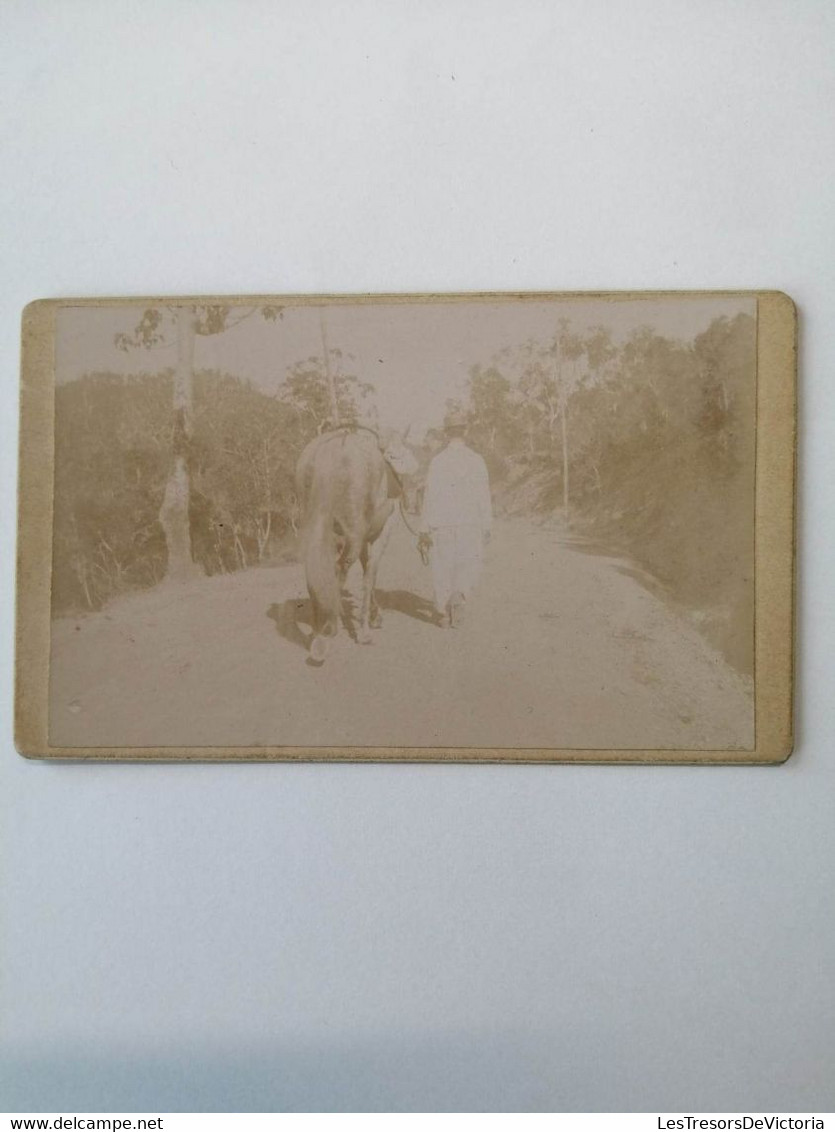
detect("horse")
[296,426,417,663]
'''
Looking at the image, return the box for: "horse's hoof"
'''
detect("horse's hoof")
[370,616,383,630]
[309,635,331,664]
[356,629,373,645]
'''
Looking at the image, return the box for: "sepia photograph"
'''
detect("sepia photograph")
[17,292,783,757]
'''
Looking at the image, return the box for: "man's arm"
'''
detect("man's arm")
[421,459,439,532]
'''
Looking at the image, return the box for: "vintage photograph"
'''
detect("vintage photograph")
[40,294,759,753]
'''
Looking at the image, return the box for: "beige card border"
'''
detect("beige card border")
[14,291,796,764]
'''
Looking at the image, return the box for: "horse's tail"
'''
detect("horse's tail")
[303,490,341,663]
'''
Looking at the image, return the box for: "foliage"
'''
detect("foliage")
[279,351,376,432]
[189,372,307,573]
[453,313,756,672]
[114,304,285,351]
[53,364,371,612]
[53,373,172,611]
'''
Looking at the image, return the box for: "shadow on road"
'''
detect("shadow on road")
[377,588,438,625]
[267,599,312,651]
[268,588,437,652]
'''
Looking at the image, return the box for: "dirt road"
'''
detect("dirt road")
[49,517,754,751]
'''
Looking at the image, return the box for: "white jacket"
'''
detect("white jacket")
[422,440,492,531]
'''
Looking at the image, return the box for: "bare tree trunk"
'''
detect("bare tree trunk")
[159,307,199,582]
[233,528,247,570]
[320,309,340,427]
[173,305,195,428]
[561,397,570,525]
[553,332,570,526]
[256,512,272,560]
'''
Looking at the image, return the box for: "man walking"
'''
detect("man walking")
[420,410,492,628]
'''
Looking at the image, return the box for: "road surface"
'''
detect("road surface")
[49,517,754,751]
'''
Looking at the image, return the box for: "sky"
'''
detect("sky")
[56,295,755,435]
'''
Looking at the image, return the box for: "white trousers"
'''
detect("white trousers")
[430,525,484,612]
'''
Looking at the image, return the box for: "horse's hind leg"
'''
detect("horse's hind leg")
[369,584,383,630]
[357,513,394,644]
[335,531,363,641]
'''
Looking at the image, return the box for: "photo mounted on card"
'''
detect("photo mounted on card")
[15,292,795,762]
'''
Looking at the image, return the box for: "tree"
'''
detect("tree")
[189,372,305,571]
[116,303,283,582]
[549,322,616,523]
[464,365,522,473]
[279,351,376,433]
[692,313,756,462]
[492,323,615,522]
[53,372,172,610]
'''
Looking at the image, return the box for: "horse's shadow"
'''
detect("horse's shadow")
[376,589,438,625]
[267,598,314,651]
[267,587,436,653]
[265,590,367,654]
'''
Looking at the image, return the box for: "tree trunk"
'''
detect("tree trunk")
[256,512,272,560]
[552,333,572,527]
[320,310,340,427]
[159,307,199,582]
[561,397,570,526]
[173,305,195,428]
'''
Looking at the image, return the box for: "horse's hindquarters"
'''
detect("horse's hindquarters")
[296,429,405,664]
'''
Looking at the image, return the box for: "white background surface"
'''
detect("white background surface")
[1,0,833,1113]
